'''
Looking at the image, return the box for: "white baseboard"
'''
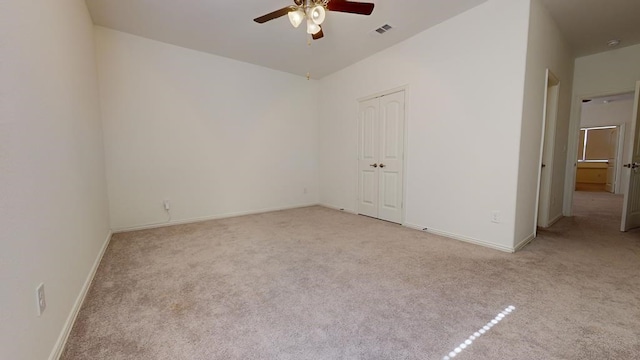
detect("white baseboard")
[49,231,112,360]
[514,233,535,252]
[112,203,320,233]
[403,223,428,231]
[404,223,515,253]
[319,203,357,214]
[547,213,563,227]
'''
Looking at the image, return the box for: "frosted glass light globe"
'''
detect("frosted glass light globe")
[308,5,326,25]
[288,9,305,28]
[306,19,321,34]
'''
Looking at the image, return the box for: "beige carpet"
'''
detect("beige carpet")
[62,194,640,359]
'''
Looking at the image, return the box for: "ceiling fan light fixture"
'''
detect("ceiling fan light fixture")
[288,9,305,28]
[306,19,321,35]
[308,5,326,25]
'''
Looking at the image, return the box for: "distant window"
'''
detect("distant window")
[577,126,616,162]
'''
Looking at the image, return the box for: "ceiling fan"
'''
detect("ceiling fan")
[254,0,375,40]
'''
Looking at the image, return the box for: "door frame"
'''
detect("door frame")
[614,123,626,194]
[603,124,624,194]
[621,81,640,231]
[356,85,409,224]
[564,87,638,216]
[535,69,560,233]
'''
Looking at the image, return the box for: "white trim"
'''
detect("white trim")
[49,231,113,360]
[579,125,617,131]
[403,223,427,231]
[582,127,589,162]
[400,86,410,225]
[547,213,563,227]
[319,203,357,214]
[514,232,535,252]
[112,203,320,233]
[615,123,626,194]
[403,223,515,253]
[536,212,562,229]
[356,84,409,102]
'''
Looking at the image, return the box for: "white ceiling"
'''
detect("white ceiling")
[540,0,640,57]
[86,0,640,79]
[85,0,487,78]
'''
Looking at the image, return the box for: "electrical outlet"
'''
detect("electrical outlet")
[491,211,501,224]
[36,283,46,316]
[303,187,308,194]
[163,200,170,211]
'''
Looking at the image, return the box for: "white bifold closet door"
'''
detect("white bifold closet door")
[357,90,405,223]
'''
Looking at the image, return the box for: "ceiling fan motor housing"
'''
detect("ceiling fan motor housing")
[253,0,374,40]
[295,0,329,6]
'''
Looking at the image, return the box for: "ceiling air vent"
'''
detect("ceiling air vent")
[373,24,393,35]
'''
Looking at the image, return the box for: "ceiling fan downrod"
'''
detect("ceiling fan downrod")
[253,0,374,40]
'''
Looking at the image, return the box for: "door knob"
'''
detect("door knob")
[369,163,378,168]
[624,163,640,169]
[379,163,386,168]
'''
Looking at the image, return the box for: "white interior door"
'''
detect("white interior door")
[358,98,379,218]
[536,70,559,229]
[605,127,618,193]
[357,91,405,223]
[621,81,640,231]
[378,91,405,223]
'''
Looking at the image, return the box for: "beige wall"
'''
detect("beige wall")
[0,1,111,359]
[514,0,574,244]
[96,28,320,231]
[319,0,531,251]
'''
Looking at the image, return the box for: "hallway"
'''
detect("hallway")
[572,191,624,230]
[537,190,639,249]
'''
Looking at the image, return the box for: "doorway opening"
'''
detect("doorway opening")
[566,90,639,231]
[574,125,623,193]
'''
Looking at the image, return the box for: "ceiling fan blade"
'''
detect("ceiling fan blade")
[326,0,375,15]
[254,6,295,24]
[312,27,324,40]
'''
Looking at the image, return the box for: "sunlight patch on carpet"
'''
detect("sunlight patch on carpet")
[442,305,515,360]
